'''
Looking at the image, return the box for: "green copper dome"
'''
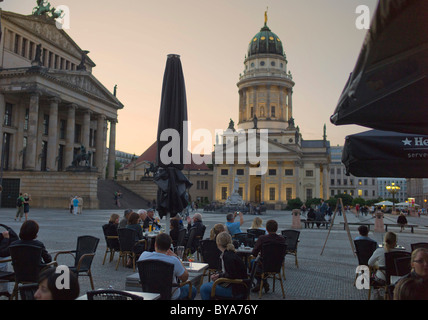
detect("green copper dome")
[248,23,284,57]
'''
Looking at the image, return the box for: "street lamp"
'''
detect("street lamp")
[386,182,400,214]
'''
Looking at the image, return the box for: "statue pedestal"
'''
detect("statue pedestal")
[291,209,301,229]
[225,193,244,206]
[66,166,98,173]
[374,213,384,233]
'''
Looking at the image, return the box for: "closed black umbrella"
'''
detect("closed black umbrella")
[154,54,192,221]
[330,0,428,135]
[342,130,428,178]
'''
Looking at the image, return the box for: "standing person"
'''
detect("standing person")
[72,196,79,215]
[15,193,25,221]
[397,213,408,232]
[226,211,244,236]
[23,193,31,222]
[77,196,83,214]
[200,231,248,300]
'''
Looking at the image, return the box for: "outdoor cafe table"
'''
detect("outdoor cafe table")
[76,290,160,300]
[236,247,253,270]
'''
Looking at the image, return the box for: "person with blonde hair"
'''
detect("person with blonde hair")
[250,217,267,234]
[200,232,248,300]
[368,232,398,283]
[209,223,225,240]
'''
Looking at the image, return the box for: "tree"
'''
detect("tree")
[352,197,366,207]
[334,193,353,207]
[286,198,303,210]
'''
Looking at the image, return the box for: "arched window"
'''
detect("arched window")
[260,106,265,117]
[271,106,276,118]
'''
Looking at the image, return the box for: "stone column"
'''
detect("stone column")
[0,94,5,162]
[95,114,106,176]
[315,164,321,199]
[46,97,60,171]
[64,104,76,168]
[245,166,250,202]
[25,92,40,170]
[322,165,329,200]
[266,85,271,118]
[107,118,117,180]
[82,109,91,150]
[288,89,293,120]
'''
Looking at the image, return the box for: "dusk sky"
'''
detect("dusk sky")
[2,0,378,156]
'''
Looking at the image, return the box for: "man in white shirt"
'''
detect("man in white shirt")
[138,233,196,300]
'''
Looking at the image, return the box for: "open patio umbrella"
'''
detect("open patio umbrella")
[154,54,192,230]
[330,0,428,135]
[342,130,428,178]
[374,201,394,206]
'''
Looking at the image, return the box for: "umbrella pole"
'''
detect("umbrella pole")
[165,213,170,234]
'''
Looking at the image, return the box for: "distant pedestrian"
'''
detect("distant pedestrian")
[77,196,83,214]
[15,193,24,221]
[23,193,31,221]
[72,196,79,215]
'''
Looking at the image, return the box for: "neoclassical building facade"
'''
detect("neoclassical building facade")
[213,17,330,208]
[0,10,122,208]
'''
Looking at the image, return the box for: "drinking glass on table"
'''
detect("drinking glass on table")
[177,246,184,261]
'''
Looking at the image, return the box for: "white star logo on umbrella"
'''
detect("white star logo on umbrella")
[402,138,412,146]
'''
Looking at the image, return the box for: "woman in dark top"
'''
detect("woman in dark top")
[126,212,145,254]
[103,213,120,251]
[200,231,248,300]
[170,218,180,247]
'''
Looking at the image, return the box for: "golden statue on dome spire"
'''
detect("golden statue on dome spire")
[264,7,268,25]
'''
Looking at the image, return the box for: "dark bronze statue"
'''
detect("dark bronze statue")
[144,161,156,177]
[253,115,258,129]
[72,145,91,167]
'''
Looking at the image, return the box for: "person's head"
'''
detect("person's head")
[358,225,369,237]
[109,213,120,224]
[411,248,428,280]
[251,217,263,229]
[124,209,133,219]
[138,209,147,221]
[193,213,202,222]
[226,213,234,222]
[210,224,225,240]
[34,267,80,300]
[266,220,278,234]
[215,231,235,252]
[127,212,140,225]
[154,233,172,253]
[170,218,180,230]
[383,232,397,251]
[393,277,428,300]
[19,220,39,241]
[147,208,155,218]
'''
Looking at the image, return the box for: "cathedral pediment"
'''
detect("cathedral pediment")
[2,11,95,66]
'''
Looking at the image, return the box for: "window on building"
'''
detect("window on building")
[43,114,49,135]
[40,141,47,171]
[343,179,348,185]
[364,179,368,186]
[221,187,228,200]
[4,103,12,126]
[286,188,292,200]
[236,169,244,176]
[271,106,276,118]
[358,189,363,196]
[285,169,293,176]
[306,170,313,177]
[364,190,368,196]
[306,188,313,200]
[21,38,27,58]
[331,179,335,185]
[330,168,335,175]
[269,187,275,201]
[336,168,341,174]
[238,187,243,197]
[14,34,20,54]
[331,190,335,197]
[57,144,64,171]
[337,179,341,186]
[22,137,27,169]
[269,169,276,176]
[197,181,200,190]
[204,181,208,190]
[350,179,354,186]
[221,169,228,176]
[74,124,81,143]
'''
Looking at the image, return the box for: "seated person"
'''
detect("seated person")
[126,212,145,255]
[200,231,248,300]
[103,213,120,251]
[209,224,226,241]
[170,218,181,247]
[397,213,408,232]
[143,209,161,230]
[186,213,206,253]
[368,232,399,285]
[12,220,52,264]
[306,208,316,228]
[137,233,196,300]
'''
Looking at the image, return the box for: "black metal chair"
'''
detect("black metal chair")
[176,228,187,247]
[198,239,222,287]
[382,251,412,300]
[394,256,411,277]
[247,228,266,239]
[0,257,14,299]
[256,242,287,299]
[101,224,119,265]
[137,259,193,300]
[210,255,260,300]
[86,289,144,300]
[54,235,99,290]
[115,228,146,271]
[411,242,428,251]
[18,283,39,300]
[233,233,255,248]
[9,244,57,300]
[184,227,197,258]
[354,239,378,299]
[281,230,300,268]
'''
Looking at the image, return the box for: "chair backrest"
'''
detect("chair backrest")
[411,242,428,251]
[75,235,99,269]
[385,251,411,284]
[9,244,43,283]
[281,230,300,251]
[185,227,197,250]
[234,233,254,247]
[354,240,378,265]
[137,259,174,300]
[18,283,39,300]
[261,242,287,273]
[176,228,187,247]
[394,256,411,276]
[102,225,119,250]
[199,239,221,270]
[247,229,266,239]
[117,228,137,252]
[86,289,144,300]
